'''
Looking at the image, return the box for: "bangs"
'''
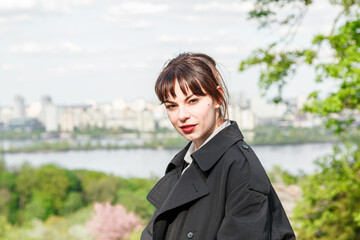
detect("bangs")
[156,65,207,103]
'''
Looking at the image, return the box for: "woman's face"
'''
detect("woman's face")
[164,80,223,149]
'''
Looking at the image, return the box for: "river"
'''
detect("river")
[3,143,334,178]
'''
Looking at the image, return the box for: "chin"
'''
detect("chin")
[178,132,196,141]
[181,134,195,141]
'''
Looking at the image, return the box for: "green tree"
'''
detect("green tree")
[16,164,71,222]
[293,145,360,239]
[0,161,17,222]
[60,192,84,215]
[83,175,120,203]
[23,191,55,221]
[33,165,71,212]
[16,164,36,208]
[74,170,122,203]
[241,1,360,239]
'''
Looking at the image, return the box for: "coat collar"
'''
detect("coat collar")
[191,121,244,171]
[166,121,244,173]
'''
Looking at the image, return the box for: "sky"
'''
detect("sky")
[0,0,341,106]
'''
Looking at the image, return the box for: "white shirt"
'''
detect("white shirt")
[182,120,231,174]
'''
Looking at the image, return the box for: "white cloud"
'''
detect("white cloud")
[214,45,241,55]
[192,1,253,13]
[56,63,97,74]
[0,0,36,10]
[214,43,261,56]
[117,62,150,70]
[1,64,14,70]
[0,0,94,14]
[103,15,155,29]
[157,35,211,44]
[55,61,150,75]
[130,20,155,29]
[103,2,169,28]
[9,42,101,54]
[0,14,31,24]
[107,2,170,16]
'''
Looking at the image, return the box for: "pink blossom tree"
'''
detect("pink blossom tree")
[86,202,142,240]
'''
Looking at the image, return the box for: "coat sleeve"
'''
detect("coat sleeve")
[217,180,296,240]
[217,142,296,240]
[217,179,271,240]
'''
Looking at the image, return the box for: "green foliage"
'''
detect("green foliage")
[267,165,300,185]
[0,189,13,217]
[293,144,360,239]
[0,129,42,140]
[304,19,360,134]
[83,175,120,203]
[16,164,37,208]
[114,177,156,221]
[252,125,338,145]
[247,0,311,28]
[15,164,74,222]
[74,170,118,203]
[0,162,18,221]
[125,230,142,240]
[64,169,81,192]
[0,161,153,238]
[241,1,360,133]
[33,165,71,212]
[61,192,84,215]
[116,188,155,221]
[0,215,32,240]
[0,171,16,189]
[239,44,312,103]
[23,192,55,221]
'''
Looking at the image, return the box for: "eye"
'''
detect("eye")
[189,98,198,104]
[165,104,176,110]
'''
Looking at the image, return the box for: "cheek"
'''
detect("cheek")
[194,104,214,121]
[167,111,178,125]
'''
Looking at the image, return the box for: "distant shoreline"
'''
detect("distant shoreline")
[1,140,337,154]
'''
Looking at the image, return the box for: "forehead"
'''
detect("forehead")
[165,81,193,101]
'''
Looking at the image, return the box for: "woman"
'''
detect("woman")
[141,53,295,240]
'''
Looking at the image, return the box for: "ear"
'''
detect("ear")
[215,86,223,108]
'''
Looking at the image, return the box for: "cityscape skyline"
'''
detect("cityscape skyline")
[0,92,320,136]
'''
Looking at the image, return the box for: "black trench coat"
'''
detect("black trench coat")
[141,121,296,240]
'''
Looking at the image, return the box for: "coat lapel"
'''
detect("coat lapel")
[147,142,191,209]
[191,121,244,171]
[156,163,209,216]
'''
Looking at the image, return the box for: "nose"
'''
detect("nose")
[178,105,190,122]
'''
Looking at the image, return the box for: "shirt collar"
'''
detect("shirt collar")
[184,119,231,164]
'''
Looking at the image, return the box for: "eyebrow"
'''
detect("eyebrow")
[164,94,194,104]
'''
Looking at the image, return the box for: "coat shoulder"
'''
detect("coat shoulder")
[220,141,271,195]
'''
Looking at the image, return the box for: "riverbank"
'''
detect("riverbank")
[0,137,339,154]
[0,125,346,153]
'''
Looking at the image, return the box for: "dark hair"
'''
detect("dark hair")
[155,52,229,119]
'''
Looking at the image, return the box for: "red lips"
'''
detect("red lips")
[180,124,196,133]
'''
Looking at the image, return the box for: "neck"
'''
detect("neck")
[193,117,225,150]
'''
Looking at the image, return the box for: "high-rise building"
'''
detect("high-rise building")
[40,95,58,132]
[238,91,248,109]
[14,95,25,119]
